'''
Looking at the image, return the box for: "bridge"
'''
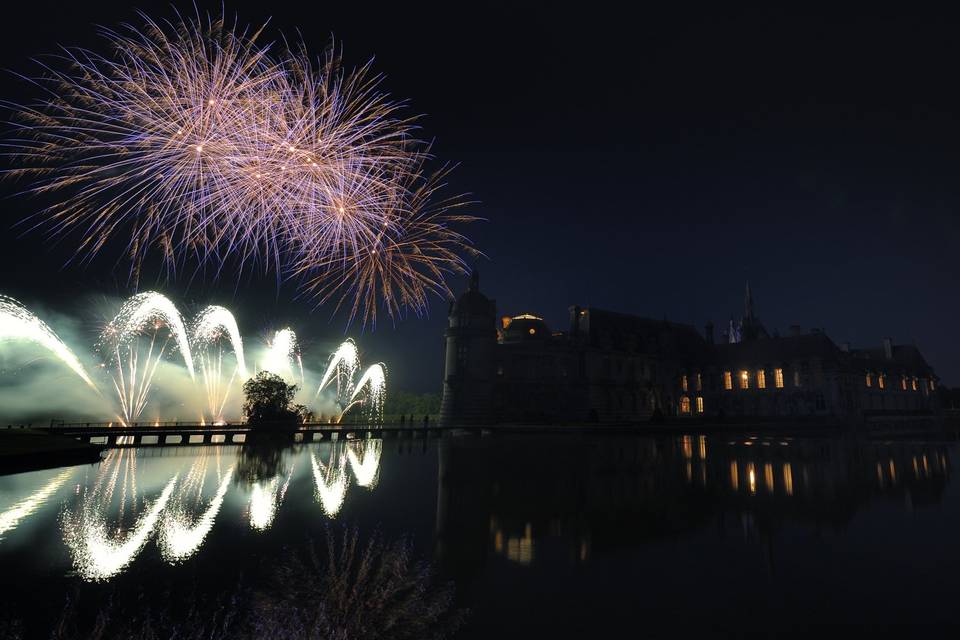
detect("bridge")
[41,420,455,447]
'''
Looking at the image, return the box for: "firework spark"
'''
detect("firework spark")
[5,12,478,324]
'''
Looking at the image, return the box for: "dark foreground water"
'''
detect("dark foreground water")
[0,432,956,637]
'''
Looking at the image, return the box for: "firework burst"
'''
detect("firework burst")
[5,11,479,325]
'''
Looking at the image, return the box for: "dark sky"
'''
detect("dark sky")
[0,3,958,391]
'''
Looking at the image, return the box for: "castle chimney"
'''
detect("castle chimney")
[883,337,893,360]
[705,321,714,345]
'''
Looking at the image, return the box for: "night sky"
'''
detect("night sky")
[0,4,958,391]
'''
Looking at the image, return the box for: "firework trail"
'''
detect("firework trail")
[0,294,97,388]
[4,11,479,325]
[314,339,358,400]
[260,328,303,384]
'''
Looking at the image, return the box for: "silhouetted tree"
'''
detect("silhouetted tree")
[242,372,300,426]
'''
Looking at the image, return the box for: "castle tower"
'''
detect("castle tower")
[439,271,497,426]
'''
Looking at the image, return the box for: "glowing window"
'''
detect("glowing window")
[912,377,918,391]
[774,368,784,388]
[696,373,702,391]
[865,373,872,388]
[901,376,908,391]
[783,463,794,496]
[680,396,691,414]
[723,371,733,390]
[757,369,766,389]
[930,379,936,391]
[696,396,704,413]
[528,328,536,335]
[739,370,749,390]
[878,374,885,390]
[681,375,688,392]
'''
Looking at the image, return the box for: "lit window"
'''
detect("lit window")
[528,328,536,335]
[696,373,702,391]
[930,379,936,391]
[794,370,801,387]
[774,368,784,388]
[696,396,704,413]
[912,377,918,391]
[865,373,872,388]
[723,371,733,390]
[739,370,749,390]
[681,375,688,392]
[783,463,794,497]
[757,369,766,389]
[680,396,691,414]
[878,374,885,390]
[901,376,908,391]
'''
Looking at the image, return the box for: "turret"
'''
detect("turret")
[439,271,497,426]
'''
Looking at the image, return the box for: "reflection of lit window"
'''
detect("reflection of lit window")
[764,463,774,493]
[723,371,733,390]
[680,396,691,414]
[730,461,739,491]
[696,373,702,391]
[774,368,784,388]
[865,372,872,388]
[783,463,794,496]
[757,369,766,389]
[739,370,749,390]
[696,396,704,413]
[698,435,707,459]
[878,374,885,389]
[681,375,688,392]
[682,435,692,458]
[747,463,757,495]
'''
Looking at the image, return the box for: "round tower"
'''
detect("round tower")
[439,271,497,426]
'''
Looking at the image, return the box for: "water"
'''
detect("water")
[0,432,956,637]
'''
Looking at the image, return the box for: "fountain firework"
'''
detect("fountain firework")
[0,295,96,389]
[261,328,303,385]
[192,306,247,423]
[98,292,195,425]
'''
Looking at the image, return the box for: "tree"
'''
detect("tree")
[242,372,300,426]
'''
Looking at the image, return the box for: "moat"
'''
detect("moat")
[0,432,956,637]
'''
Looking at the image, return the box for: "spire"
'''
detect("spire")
[469,269,480,292]
[744,281,754,320]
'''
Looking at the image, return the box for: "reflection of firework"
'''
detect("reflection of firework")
[7,12,478,324]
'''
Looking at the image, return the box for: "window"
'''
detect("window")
[901,376,908,391]
[696,373,703,391]
[912,377,918,391]
[696,396,704,413]
[723,371,733,390]
[681,375,688,392]
[774,368,784,388]
[680,396,691,414]
[739,370,749,390]
[757,369,766,389]
[865,372,872,388]
[930,379,936,391]
[878,374,885,390]
[794,370,801,387]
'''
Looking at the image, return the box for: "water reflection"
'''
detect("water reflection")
[62,449,179,580]
[159,451,234,562]
[0,468,73,541]
[436,434,953,578]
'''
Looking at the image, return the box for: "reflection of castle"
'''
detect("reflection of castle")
[433,435,951,576]
[439,275,941,425]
